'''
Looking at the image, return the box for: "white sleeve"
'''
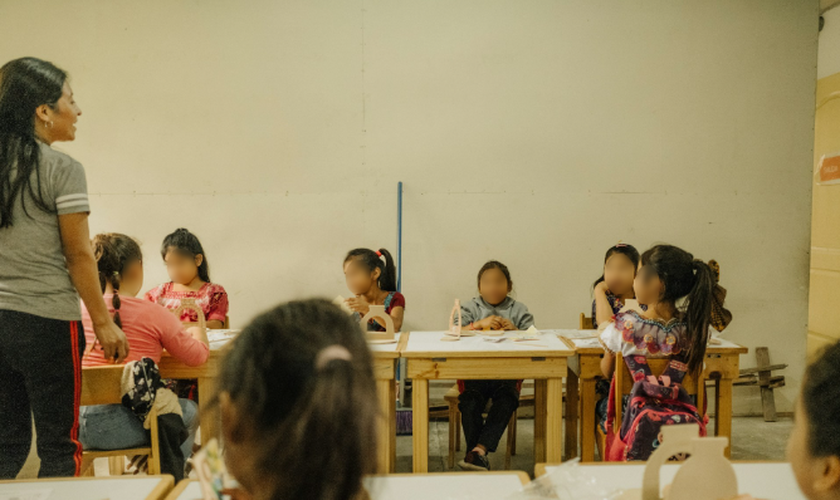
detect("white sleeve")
[599,322,623,354]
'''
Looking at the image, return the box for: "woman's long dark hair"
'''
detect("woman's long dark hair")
[161,228,211,282]
[218,299,378,500]
[344,248,397,292]
[92,233,143,330]
[0,57,67,228]
[639,245,717,374]
[592,243,640,289]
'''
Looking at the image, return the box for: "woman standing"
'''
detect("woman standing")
[0,57,129,478]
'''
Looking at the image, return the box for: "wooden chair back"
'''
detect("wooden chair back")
[80,365,161,475]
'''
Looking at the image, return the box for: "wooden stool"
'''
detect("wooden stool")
[443,384,535,470]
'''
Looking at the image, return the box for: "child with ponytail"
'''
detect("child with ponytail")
[217,299,378,500]
[598,244,726,461]
[79,233,209,467]
[342,248,405,332]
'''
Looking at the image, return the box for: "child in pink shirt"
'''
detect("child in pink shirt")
[145,228,229,329]
[79,233,209,470]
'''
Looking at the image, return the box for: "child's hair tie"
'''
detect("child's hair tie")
[615,242,627,248]
[315,345,353,370]
[375,250,382,257]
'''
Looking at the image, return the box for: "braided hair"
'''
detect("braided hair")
[92,233,142,329]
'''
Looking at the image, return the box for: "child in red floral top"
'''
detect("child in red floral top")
[145,228,229,329]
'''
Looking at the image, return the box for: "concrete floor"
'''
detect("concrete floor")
[395,415,793,474]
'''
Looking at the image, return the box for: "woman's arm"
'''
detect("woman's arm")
[59,213,129,363]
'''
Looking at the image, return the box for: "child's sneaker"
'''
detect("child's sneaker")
[458,450,490,471]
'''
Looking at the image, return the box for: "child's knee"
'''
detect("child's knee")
[458,392,485,413]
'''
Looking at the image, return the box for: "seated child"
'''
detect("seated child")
[592,243,642,328]
[784,339,840,500]
[217,299,378,500]
[342,247,405,332]
[724,340,840,500]
[145,228,229,329]
[79,233,209,475]
[457,260,534,471]
[591,243,642,431]
[599,244,721,461]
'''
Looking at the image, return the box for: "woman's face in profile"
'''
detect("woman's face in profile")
[44,82,82,142]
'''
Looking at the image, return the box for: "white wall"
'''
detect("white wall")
[0,0,818,414]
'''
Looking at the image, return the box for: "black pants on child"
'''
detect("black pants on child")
[0,310,85,478]
[458,380,520,453]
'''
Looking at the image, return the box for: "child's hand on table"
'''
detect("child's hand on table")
[471,316,503,330]
[499,318,517,330]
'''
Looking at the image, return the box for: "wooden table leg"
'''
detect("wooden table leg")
[713,378,721,436]
[197,375,219,444]
[564,371,579,460]
[580,377,597,462]
[717,377,734,458]
[412,378,429,472]
[546,377,564,464]
[376,378,396,473]
[534,379,547,463]
[389,380,396,472]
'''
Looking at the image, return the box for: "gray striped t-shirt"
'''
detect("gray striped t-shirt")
[0,141,91,321]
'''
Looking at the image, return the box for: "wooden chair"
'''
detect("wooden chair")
[579,313,594,330]
[80,365,161,476]
[597,352,705,461]
[580,313,609,459]
[223,316,230,329]
[443,383,535,470]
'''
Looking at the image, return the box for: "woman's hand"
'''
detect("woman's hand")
[345,296,370,315]
[93,319,129,363]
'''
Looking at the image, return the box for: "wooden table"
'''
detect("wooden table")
[168,472,530,500]
[158,331,236,445]
[0,475,174,500]
[368,333,409,473]
[402,331,576,472]
[534,462,804,500]
[558,331,748,460]
[159,329,405,474]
